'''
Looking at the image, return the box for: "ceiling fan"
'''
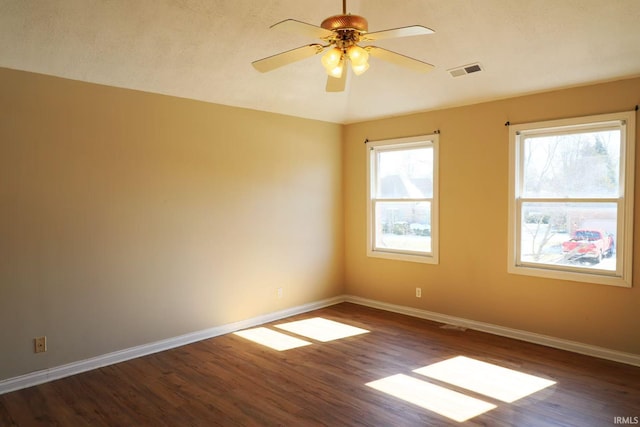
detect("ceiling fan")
[252,0,435,92]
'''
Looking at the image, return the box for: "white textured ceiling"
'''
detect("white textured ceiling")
[1,0,639,124]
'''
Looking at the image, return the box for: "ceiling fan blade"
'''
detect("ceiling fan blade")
[252,44,324,73]
[271,19,335,40]
[366,46,434,73]
[326,71,347,92]
[361,25,434,42]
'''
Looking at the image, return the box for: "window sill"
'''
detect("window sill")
[368,249,438,265]
[508,264,631,288]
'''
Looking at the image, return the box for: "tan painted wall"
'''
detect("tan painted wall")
[0,68,343,380]
[1,66,638,383]
[344,77,640,355]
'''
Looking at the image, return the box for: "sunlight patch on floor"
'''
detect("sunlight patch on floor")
[275,317,370,342]
[366,374,497,422]
[234,318,369,351]
[366,356,557,422]
[233,327,312,351]
[413,356,556,403]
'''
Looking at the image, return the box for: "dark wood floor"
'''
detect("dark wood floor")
[1,303,639,426]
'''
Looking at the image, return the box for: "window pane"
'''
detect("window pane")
[520,202,617,271]
[522,130,620,198]
[375,201,431,253]
[377,147,433,198]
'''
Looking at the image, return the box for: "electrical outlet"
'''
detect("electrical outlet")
[416,287,422,298]
[276,287,283,299]
[34,336,47,353]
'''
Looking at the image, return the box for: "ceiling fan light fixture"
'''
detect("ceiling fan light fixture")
[321,47,343,70]
[346,45,369,66]
[326,56,345,78]
[351,61,369,76]
[252,0,436,92]
[322,47,345,78]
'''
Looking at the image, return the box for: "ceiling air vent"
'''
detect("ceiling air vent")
[448,63,483,78]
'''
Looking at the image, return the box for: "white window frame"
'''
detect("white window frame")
[366,134,439,264]
[508,111,635,287]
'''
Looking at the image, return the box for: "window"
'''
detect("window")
[367,134,438,263]
[508,111,635,287]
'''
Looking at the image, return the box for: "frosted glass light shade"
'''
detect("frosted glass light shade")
[351,62,369,75]
[347,45,369,66]
[321,48,343,70]
[327,60,344,78]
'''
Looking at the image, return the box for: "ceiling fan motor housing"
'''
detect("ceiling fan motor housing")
[321,14,368,32]
[321,14,368,49]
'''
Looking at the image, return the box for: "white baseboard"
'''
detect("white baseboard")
[0,296,344,395]
[3,293,638,395]
[344,295,640,368]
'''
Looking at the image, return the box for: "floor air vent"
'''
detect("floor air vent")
[448,63,483,77]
